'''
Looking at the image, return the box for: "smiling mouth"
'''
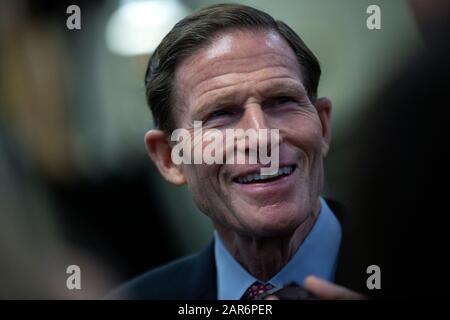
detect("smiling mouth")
[233,165,296,184]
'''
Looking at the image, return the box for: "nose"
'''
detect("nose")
[239,103,268,130]
[235,103,279,160]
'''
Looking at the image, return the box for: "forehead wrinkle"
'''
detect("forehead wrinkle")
[174,36,300,103]
[193,75,304,116]
[176,31,299,83]
[192,65,301,101]
[182,51,299,89]
[256,77,307,96]
[185,62,302,117]
[197,74,302,103]
[189,59,303,107]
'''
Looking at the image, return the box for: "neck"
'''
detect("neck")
[215,200,321,282]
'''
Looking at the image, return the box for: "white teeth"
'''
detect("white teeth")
[236,166,294,184]
[282,166,293,175]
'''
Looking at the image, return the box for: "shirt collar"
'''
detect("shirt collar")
[214,197,342,300]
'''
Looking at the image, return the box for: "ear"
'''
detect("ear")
[145,130,186,185]
[313,97,332,156]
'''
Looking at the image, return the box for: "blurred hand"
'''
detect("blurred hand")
[265,275,365,300]
[303,275,365,300]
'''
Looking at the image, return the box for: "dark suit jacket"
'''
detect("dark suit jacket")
[107,199,369,299]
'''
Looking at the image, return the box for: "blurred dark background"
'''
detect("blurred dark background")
[2,0,445,298]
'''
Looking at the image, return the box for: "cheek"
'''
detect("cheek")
[273,108,323,141]
[282,118,324,154]
[184,169,210,214]
[183,164,224,210]
[183,164,216,190]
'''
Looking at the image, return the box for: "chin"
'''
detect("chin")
[246,224,298,238]
[242,209,306,238]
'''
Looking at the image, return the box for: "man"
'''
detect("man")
[109,4,362,300]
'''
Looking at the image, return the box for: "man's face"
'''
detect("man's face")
[172,30,331,238]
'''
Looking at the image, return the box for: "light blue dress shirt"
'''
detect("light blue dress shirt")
[214,197,342,300]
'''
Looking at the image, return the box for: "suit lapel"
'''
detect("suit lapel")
[189,240,217,299]
[327,198,367,293]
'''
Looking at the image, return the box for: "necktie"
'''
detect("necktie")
[241,281,275,300]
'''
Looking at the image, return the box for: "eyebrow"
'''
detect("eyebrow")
[192,78,306,119]
[261,79,307,98]
[193,93,240,120]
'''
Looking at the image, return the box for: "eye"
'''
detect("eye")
[207,108,234,120]
[273,96,295,106]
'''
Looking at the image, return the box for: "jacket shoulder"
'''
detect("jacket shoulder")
[106,242,216,300]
